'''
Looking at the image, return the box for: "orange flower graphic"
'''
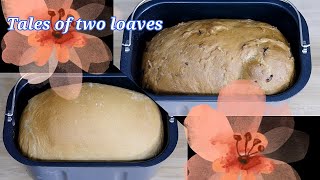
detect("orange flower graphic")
[1,0,112,99]
[185,81,309,180]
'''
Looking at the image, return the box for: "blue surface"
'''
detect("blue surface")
[3,73,178,167]
[120,0,312,103]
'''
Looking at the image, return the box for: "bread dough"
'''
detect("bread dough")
[142,19,295,95]
[19,83,163,161]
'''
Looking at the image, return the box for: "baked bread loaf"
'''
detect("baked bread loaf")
[142,19,295,95]
[19,83,163,161]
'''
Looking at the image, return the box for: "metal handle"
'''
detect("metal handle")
[122,0,310,54]
[280,0,310,54]
[169,116,175,123]
[4,73,84,124]
[5,73,32,125]
[122,0,150,52]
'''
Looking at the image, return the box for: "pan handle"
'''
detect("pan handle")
[5,73,32,125]
[280,0,310,54]
[4,73,87,124]
[122,0,150,53]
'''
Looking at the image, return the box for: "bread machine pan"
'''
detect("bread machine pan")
[120,0,312,116]
[3,73,178,180]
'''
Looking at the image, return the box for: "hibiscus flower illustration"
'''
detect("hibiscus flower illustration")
[1,0,112,99]
[185,80,309,180]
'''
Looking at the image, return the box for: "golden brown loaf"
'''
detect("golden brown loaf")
[142,19,295,95]
[19,83,163,161]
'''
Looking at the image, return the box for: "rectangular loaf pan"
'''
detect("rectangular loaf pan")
[3,73,178,180]
[120,0,312,116]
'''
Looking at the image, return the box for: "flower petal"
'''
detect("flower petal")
[220,173,239,180]
[208,173,224,180]
[33,46,54,66]
[242,173,256,180]
[70,47,111,74]
[72,34,112,73]
[55,45,70,63]
[258,117,295,134]
[77,3,104,20]
[217,80,266,116]
[246,157,274,175]
[64,9,80,20]
[264,130,309,163]
[19,51,58,84]
[184,105,234,161]
[19,47,37,65]
[242,173,265,180]
[2,31,33,65]
[69,47,82,67]
[1,0,48,36]
[262,127,294,154]
[49,62,82,100]
[69,32,87,48]
[71,0,105,10]
[213,154,272,176]
[262,160,299,180]
[1,0,47,18]
[187,154,215,180]
[228,116,262,134]
[76,5,113,37]
[44,0,73,9]
[256,174,264,180]
[28,32,41,47]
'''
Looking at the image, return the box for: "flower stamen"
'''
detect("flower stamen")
[48,10,56,30]
[244,132,252,155]
[247,138,262,155]
[233,134,242,157]
[47,8,67,39]
[233,132,265,165]
[58,8,65,20]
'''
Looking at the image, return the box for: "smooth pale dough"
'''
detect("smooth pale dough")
[19,83,163,161]
[142,19,295,95]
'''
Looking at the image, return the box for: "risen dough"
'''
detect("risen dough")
[142,19,295,95]
[19,83,163,161]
